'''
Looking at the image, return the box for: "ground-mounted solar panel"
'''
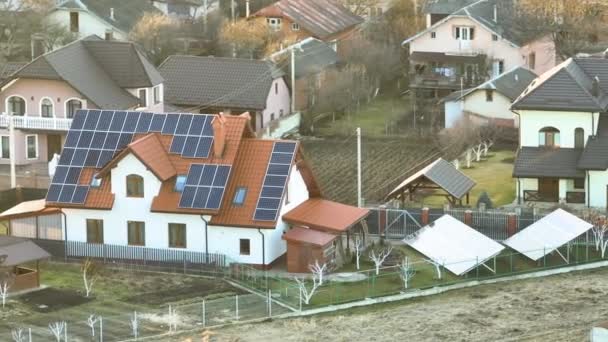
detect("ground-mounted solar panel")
[48,110,218,205]
[178,164,231,210]
[253,142,297,222]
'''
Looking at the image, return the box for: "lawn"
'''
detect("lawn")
[314,95,411,137]
[414,149,516,208]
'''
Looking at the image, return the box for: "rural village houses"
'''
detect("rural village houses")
[159,55,291,134]
[0,110,369,269]
[512,56,608,208]
[0,36,164,167]
[403,0,557,101]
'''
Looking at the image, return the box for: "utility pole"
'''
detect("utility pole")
[291,47,296,114]
[231,0,236,24]
[203,0,208,32]
[9,118,16,189]
[357,127,362,208]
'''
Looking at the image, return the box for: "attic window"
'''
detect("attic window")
[233,187,247,206]
[430,32,436,39]
[174,175,187,192]
[292,23,300,31]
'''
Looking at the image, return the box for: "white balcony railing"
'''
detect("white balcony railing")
[0,114,73,131]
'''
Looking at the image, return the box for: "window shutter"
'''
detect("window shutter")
[470,28,475,39]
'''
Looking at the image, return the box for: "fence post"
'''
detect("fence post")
[64,322,67,342]
[267,289,272,317]
[235,295,239,320]
[100,316,103,342]
[183,253,186,274]
[543,246,546,268]
[506,213,517,238]
[464,210,473,226]
[421,207,429,225]
[202,300,206,327]
[28,327,31,342]
[475,256,479,278]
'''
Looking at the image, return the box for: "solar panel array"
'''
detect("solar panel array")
[253,142,297,221]
[179,164,231,210]
[46,110,216,204]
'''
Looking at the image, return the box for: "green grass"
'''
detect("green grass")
[315,96,409,137]
[416,150,516,208]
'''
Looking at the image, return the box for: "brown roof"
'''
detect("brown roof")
[282,198,370,233]
[0,236,51,266]
[98,133,177,181]
[282,226,336,246]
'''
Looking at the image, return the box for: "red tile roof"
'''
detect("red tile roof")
[282,226,336,246]
[282,198,370,232]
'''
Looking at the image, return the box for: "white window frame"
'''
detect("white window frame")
[291,22,300,31]
[137,88,148,108]
[25,134,38,160]
[64,97,86,119]
[39,96,55,118]
[430,31,436,39]
[455,26,473,40]
[0,135,9,159]
[5,94,27,116]
[267,17,282,30]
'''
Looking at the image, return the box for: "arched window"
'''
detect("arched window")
[575,128,585,148]
[539,127,560,147]
[66,99,83,119]
[7,96,25,116]
[40,98,54,118]
[126,174,144,198]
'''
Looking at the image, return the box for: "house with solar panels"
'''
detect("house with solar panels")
[0,110,370,268]
[0,35,164,168]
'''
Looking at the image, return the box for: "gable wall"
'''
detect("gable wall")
[47,9,128,41]
[519,110,598,148]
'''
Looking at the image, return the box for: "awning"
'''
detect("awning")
[387,158,475,200]
[282,198,370,233]
[0,199,60,220]
[410,51,486,64]
[0,236,51,266]
[282,227,337,246]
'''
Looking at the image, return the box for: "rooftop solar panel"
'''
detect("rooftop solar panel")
[178,164,231,210]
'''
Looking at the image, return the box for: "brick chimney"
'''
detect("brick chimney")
[212,113,227,158]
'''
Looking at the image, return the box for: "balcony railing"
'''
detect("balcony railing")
[0,114,73,131]
[409,71,482,89]
[523,190,558,203]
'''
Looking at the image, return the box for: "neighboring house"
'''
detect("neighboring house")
[511,57,608,208]
[49,0,162,41]
[159,56,290,133]
[0,35,164,167]
[0,110,368,268]
[151,0,213,19]
[403,0,557,99]
[442,66,537,128]
[251,0,363,54]
[270,37,340,111]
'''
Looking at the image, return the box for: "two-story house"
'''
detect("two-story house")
[48,0,162,41]
[0,110,369,268]
[159,56,291,134]
[251,0,363,55]
[0,35,164,167]
[512,57,608,208]
[403,0,557,99]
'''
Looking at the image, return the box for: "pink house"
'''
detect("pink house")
[403,0,557,99]
[159,56,291,134]
[0,35,164,167]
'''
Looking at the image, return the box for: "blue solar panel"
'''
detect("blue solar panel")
[77,131,93,148]
[71,149,87,166]
[267,164,291,176]
[116,133,133,149]
[170,135,187,154]
[72,186,89,204]
[176,114,193,134]
[193,187,210,208]
[58,185,76,202]
[46,184,62,202]
[254,209,277,221]
[65,167,81,184]
[97,150,114,168]
[206,187,224,209]
[185,165,203,185]
[264,175,287,187]
[149,114,165,132]
[258,197,281,210]
[91,132,107,147]
[178,164,231,210]
[270,152,293,164]
[59,148,74,165]
[202,118,213,136]
[85,149,101,167]
[162,114,179,134]
[195,137,212,158]
[213,166,230,186]
[260,186,283,198]
[179,186,197,207]
[103,132,120,150]
[189,115,206,135]
[273,142,297,154]
[136,112,153,133]
[53,166,69,183]
[70,110,87,130]
[200,165,217,186]
[182,136,199,158]
[109,111,127,131]
[83,110,101,130]
[64,131,80,148]
[96,111,114,131]
[123,112,140,132]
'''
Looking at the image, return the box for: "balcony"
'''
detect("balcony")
[409,70,482,90]
[524,190,586,204]
[0,114,73,131]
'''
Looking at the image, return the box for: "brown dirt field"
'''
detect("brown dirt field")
[187,268,608,341]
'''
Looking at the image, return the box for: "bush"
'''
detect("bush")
[477,191,493,209]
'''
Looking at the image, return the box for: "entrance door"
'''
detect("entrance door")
[538,178,559,202]
[47,134,62,161]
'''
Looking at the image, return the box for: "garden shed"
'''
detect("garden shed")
[282,227,337,273]
[0,236,50,292]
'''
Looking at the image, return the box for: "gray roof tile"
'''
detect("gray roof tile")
[422,0,479,14]
[514,147,584,178]
[578,136,608,170]
[159,56,284,110]
[443,66,536,102]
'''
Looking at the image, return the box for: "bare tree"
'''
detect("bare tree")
[0,278,11,309]
[589,215,608,258]
[369,245,393,275]
[130,311,139,339]
[353,236,364,270]
[48,321,65,342]
[86,314,98,338]
[338,0,380,16]
[11,328,25,342]
[168,305,178,332]
[81,258,101,298]
[465,149,472,168]
[472,143,483,162]
[424,259,443,280]
[294,261,327,305]
[399,256,416,289]
[219,18,269,58]
[309,260,327,285]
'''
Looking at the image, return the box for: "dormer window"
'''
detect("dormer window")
[233,187,247,206]
[539,127,560,147]
[126,174,144,197]
[174,175,187,192]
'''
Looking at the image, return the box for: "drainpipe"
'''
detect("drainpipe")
[200,215,208,263]
[257,228,265,267]
[587,171,591,208]
[60,211,67,261]
[517,178,521,205]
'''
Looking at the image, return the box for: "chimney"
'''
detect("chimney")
[110,7,115,20]
[493,4,497,22]
[593,76,600,97]
[212,113,227,158]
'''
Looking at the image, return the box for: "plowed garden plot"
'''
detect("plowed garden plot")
[301,137,441,205]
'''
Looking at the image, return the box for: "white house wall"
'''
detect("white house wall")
[47,10,127,41]
[261,78,291,130]
[464,90,518,125]
[518,110,598,148]
[444,100,463,128]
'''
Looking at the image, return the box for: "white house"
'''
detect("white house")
[511,57,608,208]
[442,66,537,128]
[48,0,162,41]
[0,110,365,267]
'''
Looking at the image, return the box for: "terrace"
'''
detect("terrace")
[0,114,72,131]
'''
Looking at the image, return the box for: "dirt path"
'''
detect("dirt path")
[208,268,608,341]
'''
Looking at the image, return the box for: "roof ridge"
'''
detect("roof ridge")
[565,61,604,109]
[512,60,571,109]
